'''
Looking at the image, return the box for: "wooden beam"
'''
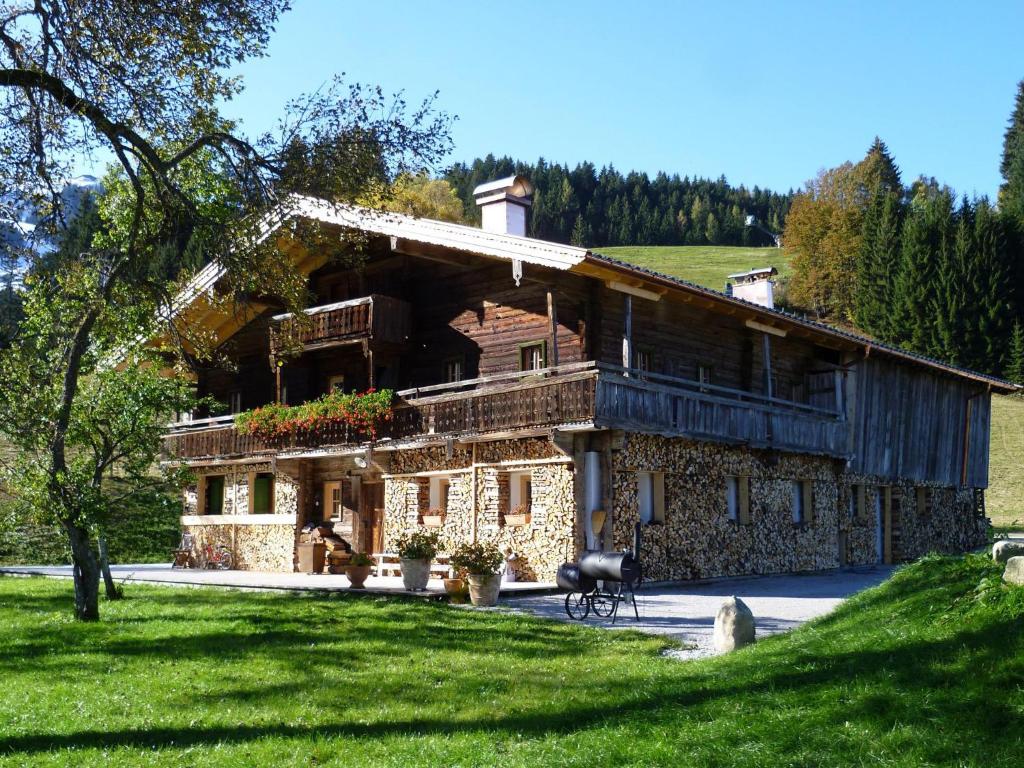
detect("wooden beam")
[746,319,788,337]
[762,333,774,400]
[606,280,664,302]
[622,294,633,376]
[547,290,559,368]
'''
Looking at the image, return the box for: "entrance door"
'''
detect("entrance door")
[361,482,385,555]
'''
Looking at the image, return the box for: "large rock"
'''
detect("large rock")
[1003,556,1024,586]
[992,540,1024,564]
[713,596,756,653]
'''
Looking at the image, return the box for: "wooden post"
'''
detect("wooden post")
[547,290,559,369]
[762,333,773,399]
[471,442,478,543]
[622,294,632,377]
[275,362,282,404]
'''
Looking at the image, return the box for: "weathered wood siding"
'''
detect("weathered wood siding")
[849,358,991,487]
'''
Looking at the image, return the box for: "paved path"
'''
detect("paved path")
[2,563,894,659]
[504,566,895,658]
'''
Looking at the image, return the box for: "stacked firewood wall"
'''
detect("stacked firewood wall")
[382,438,576,581]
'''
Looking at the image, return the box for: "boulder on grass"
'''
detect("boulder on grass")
[1003,556,1024,586]
[713,596,756,653]
[992,540,1024,564]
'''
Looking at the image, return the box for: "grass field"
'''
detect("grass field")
[988,394,1024,529]
[597,245,789,291]
[2,555,1023,766]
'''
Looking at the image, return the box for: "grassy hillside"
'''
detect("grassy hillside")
[2,554,1023,766]
[988,394,1024,529]
[597,245,789,291]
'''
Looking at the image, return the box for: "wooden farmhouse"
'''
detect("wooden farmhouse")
[161,176,1016,582]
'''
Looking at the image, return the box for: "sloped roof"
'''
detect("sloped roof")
[166,194,1019,394]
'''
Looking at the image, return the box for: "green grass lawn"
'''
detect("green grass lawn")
[597,245,789,291]
[2,556,1024,766]
[989,394,1024,530]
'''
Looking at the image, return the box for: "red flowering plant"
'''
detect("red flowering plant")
[235,388,394,442]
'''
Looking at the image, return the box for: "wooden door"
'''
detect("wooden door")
[361,482,385,554]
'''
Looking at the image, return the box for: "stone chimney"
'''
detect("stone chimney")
[473,175,534,236]
[726,267,777,309]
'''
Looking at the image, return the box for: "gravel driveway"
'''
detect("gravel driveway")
[504,566,895,659]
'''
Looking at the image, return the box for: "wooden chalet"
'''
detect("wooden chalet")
[161,176,1016,581]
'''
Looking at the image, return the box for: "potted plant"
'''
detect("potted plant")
[504,503,531,527]
[345,552,374,589]
[449,541,505,607]
[395,530,440,591]
[443,568,469,603]
[421,507,446,528]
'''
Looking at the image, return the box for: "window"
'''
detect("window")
[228,391,242,414]
[429,475,451,513]
[792,480,813,524]
[201,475,225,515]
[638,471,666,524]
[698,364,713,392]
[726,476,751,524]
[634,349,651,376]
[509,470,533,512]
[519,341,546,372]
[328,374,346,394]
[850,484,866,522]
[443,356,464,384]
[249,472,274,514]
[916,487,931,519]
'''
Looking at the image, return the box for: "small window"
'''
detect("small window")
[638,471,666,525]
[429,475,451,513]
[250,472,274,514]
[228,391,242,414]
[509,470,533,511]
[792,480,813,525]
[443,356,464,384]
[726,476,751,524]
[916,487,931,519]
[698,364,713,392]
[328,374,346,394]
[202,475,225,515]
[634,349,651,376]
[850,484,866,522]
[519,342,546,372]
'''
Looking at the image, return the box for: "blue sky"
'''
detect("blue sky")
[223,1,1023,198]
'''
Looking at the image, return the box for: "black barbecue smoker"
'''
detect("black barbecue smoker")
[556,523,642,623]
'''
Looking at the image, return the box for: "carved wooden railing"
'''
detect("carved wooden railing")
[163,361,848,461]
[269,294,412,356]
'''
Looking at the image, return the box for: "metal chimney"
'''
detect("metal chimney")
[473,175,534,236]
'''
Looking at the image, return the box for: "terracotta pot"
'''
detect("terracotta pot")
[467,573,502,607]
[400,558,430,591]
[346,564,372,589]
[443,577,467,602]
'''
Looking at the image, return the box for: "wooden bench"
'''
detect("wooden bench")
[373,552,452,579]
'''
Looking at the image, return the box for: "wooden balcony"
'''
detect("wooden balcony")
[163,362,849,461]
[268,295,412,356]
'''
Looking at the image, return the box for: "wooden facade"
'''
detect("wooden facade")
[164,198,1014,577]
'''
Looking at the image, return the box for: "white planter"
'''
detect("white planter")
[400,558,430,591]
[467,573,502,606]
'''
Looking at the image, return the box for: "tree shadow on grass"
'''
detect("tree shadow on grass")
[2,619,1022,762]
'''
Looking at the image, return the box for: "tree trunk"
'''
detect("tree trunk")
[97,533,122,600]
[65,522,100,621]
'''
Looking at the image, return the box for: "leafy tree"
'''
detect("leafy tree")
[0,1,451,619]
[378,173,465,222]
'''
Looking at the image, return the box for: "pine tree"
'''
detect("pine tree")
[999,80,1024,223]
[857,136,902,198]
[971,199,1013,373]
[1007,320,1024,385]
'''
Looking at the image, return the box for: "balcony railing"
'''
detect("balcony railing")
[268,294,412,356]
[163,362,849,461]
